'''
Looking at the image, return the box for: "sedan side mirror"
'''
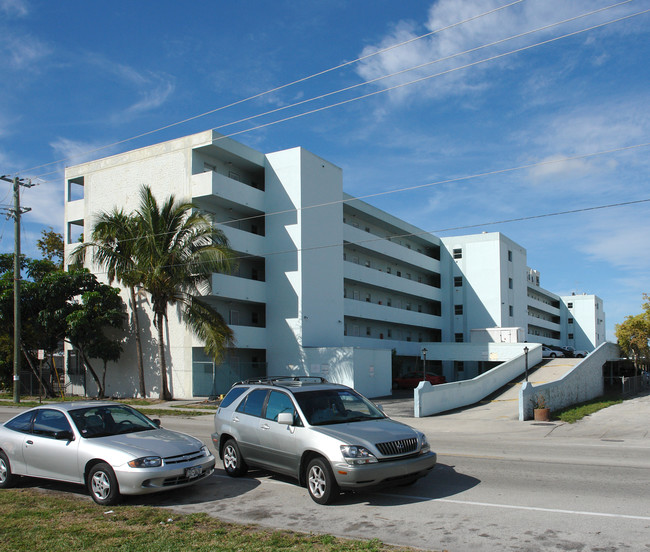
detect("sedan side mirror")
[277,412,293,425]
[54,430,74,441]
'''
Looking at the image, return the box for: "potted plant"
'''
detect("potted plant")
[531,395,551,422]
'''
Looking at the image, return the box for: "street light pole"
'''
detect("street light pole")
[524,346,529,382]
[422,348,428,381]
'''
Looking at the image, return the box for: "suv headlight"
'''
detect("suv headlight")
[420,434,431,454]
[340,445,378,465]
[128,456,162,468]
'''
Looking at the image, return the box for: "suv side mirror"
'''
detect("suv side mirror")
[277,412,293,426]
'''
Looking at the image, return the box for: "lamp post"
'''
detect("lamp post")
[523,346,529,382]
[422,348,428,381]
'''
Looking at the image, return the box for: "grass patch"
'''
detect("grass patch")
[0,489,415,552]
[553,396,623,424]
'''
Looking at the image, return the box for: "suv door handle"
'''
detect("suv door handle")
[260,423,270,430]
[26,440,34,445]
[232,416,240,423]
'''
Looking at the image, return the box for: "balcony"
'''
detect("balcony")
[344,261,441,300]
[344,298,441,329]
[343,225,440,272]
[192,325,266,349]
[220,226,265,257]
[191,171,265,212]
[211,273,266,303]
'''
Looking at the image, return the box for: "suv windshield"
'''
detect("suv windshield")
[294,388,385,426]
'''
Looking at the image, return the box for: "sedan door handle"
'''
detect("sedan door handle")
[26,440,34,445]
[260,424,270,430]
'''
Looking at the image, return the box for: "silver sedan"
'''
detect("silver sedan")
[0,401,214,505]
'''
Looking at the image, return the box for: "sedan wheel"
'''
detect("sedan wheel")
[88,463,121,506]
[223,439,248,477]
[0,451,18,489]
[307,457,339,505]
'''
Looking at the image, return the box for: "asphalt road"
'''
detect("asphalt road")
[1,388,649,551]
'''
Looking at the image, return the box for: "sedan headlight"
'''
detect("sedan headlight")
[420,434,431,454]
[340,445,378,465]
[128,456,162,468]
[201,445,210,457]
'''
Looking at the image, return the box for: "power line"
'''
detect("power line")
[16,0,528,177]
[26,2,648,185]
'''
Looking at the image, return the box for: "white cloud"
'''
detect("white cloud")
[0,0,29,18]
[0,35,50,69]
[354,0,642,104]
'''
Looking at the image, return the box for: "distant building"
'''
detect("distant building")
[64,130,605,398]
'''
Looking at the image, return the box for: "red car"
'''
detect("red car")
[392,372,446,389]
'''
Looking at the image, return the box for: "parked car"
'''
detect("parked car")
[542,346,565,358]
[560,346,589,358]
[0,402,215,505]
[212,377,436,504]
[392,371,446,389]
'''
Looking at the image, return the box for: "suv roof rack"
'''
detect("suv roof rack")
[235,376,329,387]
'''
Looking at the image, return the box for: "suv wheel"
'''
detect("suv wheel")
[306,457,339,505]
[223,439,248,477]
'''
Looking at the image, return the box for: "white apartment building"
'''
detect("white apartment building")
[64,130,604,399]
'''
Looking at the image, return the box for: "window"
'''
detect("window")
[568,318,574,324]
[455,361,465,372]
[453,248,462,259]
[229,310,239,325]
[251,312,259,325]
[33,409,72,438]
[568,302,573,309]
[508,250,513,262]
[387,329,392,338]
[454,276,463,287]
[237,389,268,417]
[5,410,34,433]
[366,326,371,336]
[397,271,402,277]
[568,333,574,339]
[509,305,514,317]
[264,391,295,422]
[455,333,464,343]
[365,294,371,302]
[509,278,513,289]
[387,267,392,274]
[454,304,463,315]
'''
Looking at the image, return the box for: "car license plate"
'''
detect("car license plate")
[185,466,202,479]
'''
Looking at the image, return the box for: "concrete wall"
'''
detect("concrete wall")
[414,343,542,417]
[519,342,619,420]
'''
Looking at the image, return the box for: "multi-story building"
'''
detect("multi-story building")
[64,130,604,399]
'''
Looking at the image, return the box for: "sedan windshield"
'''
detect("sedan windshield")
[69,405,158,438]
[294,389,385,426]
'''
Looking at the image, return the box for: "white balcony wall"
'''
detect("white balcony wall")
[192,325,266,349]
[527,314,560,331]
[191,171,265,212]
[344,225,440,272]
[344,262,441,300]
[219,226,264,256]
[211,273,266,303]
[344,299,441,328]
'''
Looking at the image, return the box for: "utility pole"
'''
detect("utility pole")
[1,175,33,403]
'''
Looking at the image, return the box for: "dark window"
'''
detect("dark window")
[508,250,513,262]
[453,248,462,259]
[455,304,463,315]
[264,391,295,422]
[509,305,514,317]
[568,333,574,339]
[568,318,574,324]
[509,278,513,289]
[221,387,249,408]
[32,409,72,438]
[237,389,268,417]
[455,333,464,343]
[454,276,463,287]
[568,302,573,309]
[5,410,34,433]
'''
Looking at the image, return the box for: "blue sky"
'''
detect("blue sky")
[1,0,649,341]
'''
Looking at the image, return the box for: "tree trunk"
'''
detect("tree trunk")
[156,312,172,401]
[20,345,55,397]
[129,286,146,398]
[79,349,104,398]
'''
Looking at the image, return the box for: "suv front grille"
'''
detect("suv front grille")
[376,437,418,456]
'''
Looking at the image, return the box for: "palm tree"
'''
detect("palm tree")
[70,210,148,397]
[134,185,234,401]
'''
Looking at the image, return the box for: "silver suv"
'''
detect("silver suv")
[211,377,436,504]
